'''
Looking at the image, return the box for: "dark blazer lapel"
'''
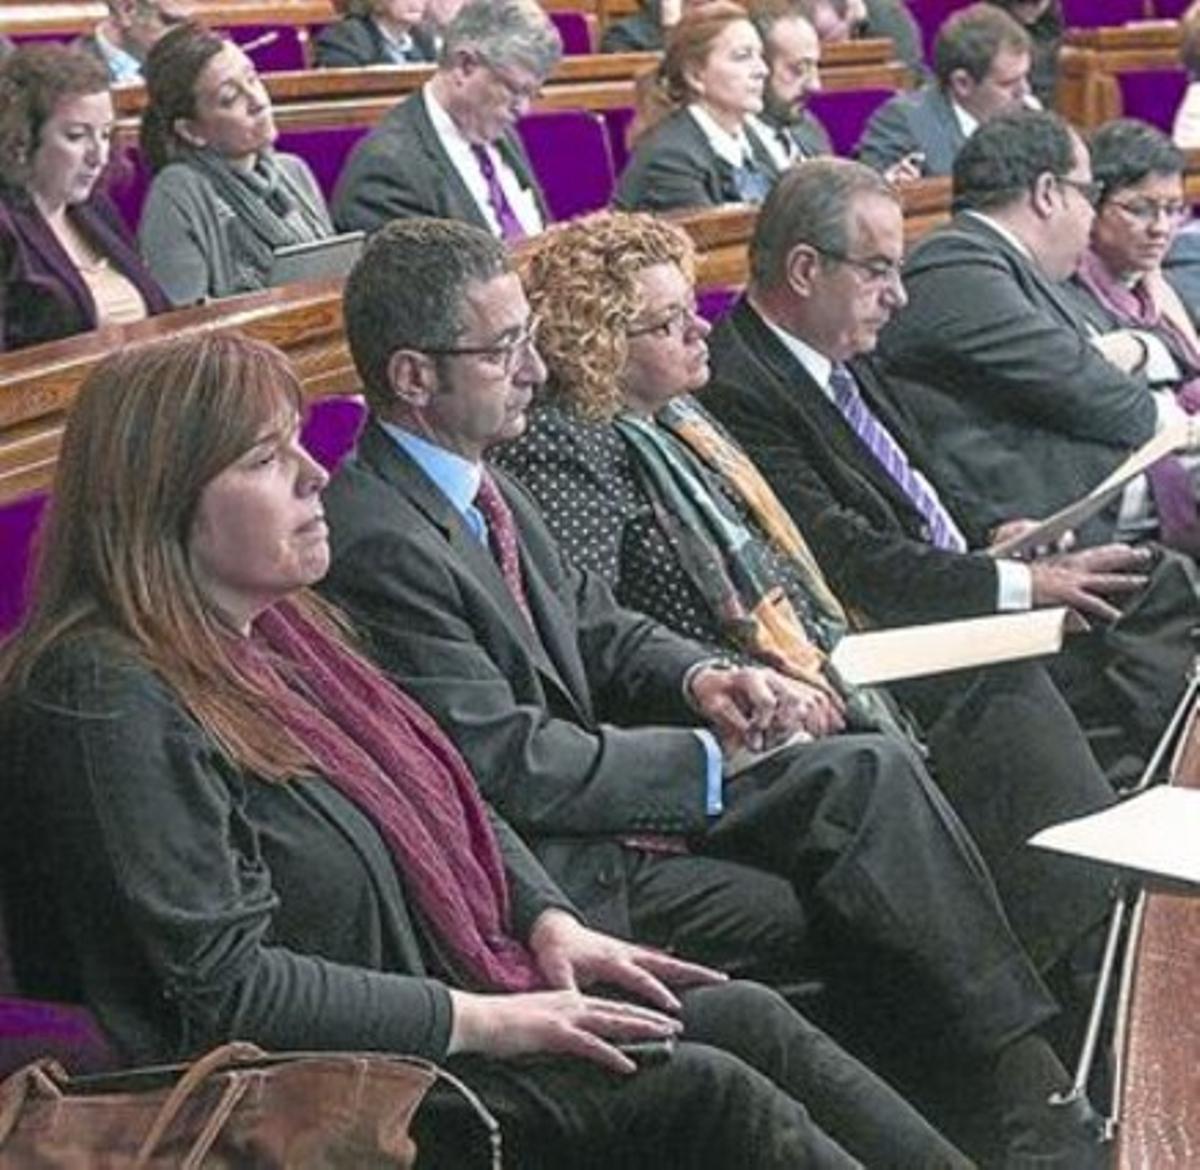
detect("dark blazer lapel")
[745,122,782,182]
[732,301,933,530]
[407,95,492,231]
[9,198,95,324]
[357,425,583,704]
[490,471,596,715]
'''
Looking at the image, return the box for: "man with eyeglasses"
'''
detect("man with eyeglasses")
[332,0,555,239]
[319,215,1118,1170]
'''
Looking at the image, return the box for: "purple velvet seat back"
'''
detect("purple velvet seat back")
[302,396,367,472]
[603,107,636,177]
[550,10,593,54]
[219,23,309,71]
[0,494,46,640]
[104,143,151,235]
[1117,68,1188,132]
[1153,0,1190,15]
[0,898,117,1077]
[276,124,371,203]
[907,0,969,65]
[1059,0,1146,26]
[519,109,616,221]
[698,286,738,324]
[9,31,76,46]
[809,87,897,158]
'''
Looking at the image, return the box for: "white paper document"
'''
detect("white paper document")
[989,418,1196,558]
[828,607,1075,687]
[1029,786,1200,889]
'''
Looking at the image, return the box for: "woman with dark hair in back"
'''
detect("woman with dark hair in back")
[0,328,980,1170]
[0,44,168,351]
[313,0,437,67]
[137,22,333,305]
[615,3,781,212]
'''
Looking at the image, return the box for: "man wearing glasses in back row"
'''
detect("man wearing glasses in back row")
[333,0,555,242]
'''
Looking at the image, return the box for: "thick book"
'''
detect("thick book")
[1028,786,1200,890]
[828,606,1077,687]
[989,417,1196,558]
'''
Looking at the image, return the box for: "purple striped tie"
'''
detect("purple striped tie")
[470,144,526,242]
[829,363,967,552]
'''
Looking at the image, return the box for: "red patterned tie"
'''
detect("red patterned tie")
[474,472,534,625]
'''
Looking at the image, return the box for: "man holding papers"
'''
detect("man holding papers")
[705,156,1197,770]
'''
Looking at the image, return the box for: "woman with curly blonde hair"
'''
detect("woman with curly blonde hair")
[614,3,781,211]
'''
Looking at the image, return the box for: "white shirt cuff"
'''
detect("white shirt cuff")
[995,560,1033,611]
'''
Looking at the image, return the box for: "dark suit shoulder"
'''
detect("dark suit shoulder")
[615,109,727,212]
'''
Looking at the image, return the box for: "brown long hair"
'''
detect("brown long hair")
[633,1,750,140]
[0,332,342,780]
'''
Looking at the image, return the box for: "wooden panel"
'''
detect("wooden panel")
[0,173,958,506]
[1115,703,1200,1170]
[1057,21,1183,128]
[0,281,355,501]
[0,0,336,36]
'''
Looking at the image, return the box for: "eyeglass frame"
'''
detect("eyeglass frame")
[1102,195,1190,225]
[808,244,904,285]
[1053,175,1104,208]
[419,315,543,375]
[626,300,704,339]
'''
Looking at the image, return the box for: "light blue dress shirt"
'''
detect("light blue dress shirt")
[382,423,725,815]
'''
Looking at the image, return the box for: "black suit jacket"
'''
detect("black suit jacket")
[855,85,965,177]
[0,632,570,1063]
[703,298,1002,627]
[614,108,781,213]
[876,213,1158,542]
[320,423,715,935]
[313,14,436,67]
[331,90,548,235]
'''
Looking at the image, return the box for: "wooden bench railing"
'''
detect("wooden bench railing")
[0,172,948,505]
[0,0,337,36]
[1057,20,1183,129]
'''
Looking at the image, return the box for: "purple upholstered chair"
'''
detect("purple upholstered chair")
[519,109,616,220]
[1116,68,1188,132]
[276,124,371,203]
[1153,0,1191,15]
[1059,0,1147,27]
[0,494,46,640]
[549,10,594,54]
[698,286,739,324]
[808,87,897,157]
[603,107,637,177]
[9,31,76,47]
[219,23,309,71]
[0,886,117,1079]
[104,143,152,235]
[301,396,368,472]
[906,0,969,65]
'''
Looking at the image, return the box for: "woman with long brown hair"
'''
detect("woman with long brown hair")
[0,330,976,1169]
[615,2,782,212]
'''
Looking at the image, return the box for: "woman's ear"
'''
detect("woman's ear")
[172,116,206,149]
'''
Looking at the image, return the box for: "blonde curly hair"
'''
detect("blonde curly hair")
[523,210,697,422]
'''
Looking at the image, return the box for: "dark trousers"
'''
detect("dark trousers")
[894,660,1114,971]
[625,733,1057,1063]
[412,981,971,1170]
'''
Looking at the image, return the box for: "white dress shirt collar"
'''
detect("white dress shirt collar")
[754,306,835,398]
[688,103,754,169]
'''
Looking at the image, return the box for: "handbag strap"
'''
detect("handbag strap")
[134,1041,266,1166]
[0,1059,68,1146]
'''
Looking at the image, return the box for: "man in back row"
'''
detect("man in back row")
[333,0,554,240]
[856,2,1032,177]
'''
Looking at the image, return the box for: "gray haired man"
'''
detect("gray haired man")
[332,0,559,238]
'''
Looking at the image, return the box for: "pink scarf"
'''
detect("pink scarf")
[235,602,546,993]
[1075,249,1200,554]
